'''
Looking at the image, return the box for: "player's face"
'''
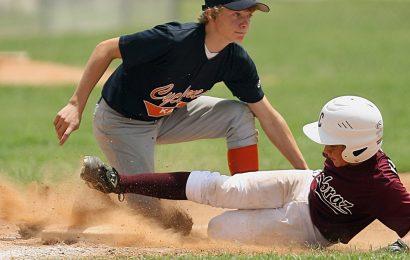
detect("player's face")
[214,8,254,43]
[323,145,349,167]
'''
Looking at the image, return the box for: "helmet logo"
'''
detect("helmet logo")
[338,121,353,129]
[318,112,325,127]
[353,147,368,157]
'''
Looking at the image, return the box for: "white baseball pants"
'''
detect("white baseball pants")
[186,170,330,246]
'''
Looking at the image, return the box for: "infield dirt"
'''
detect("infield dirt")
[0,173,408,258]
[0,54,111,86]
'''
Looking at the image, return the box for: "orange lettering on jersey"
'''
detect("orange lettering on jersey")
[176,101,187,108]
[150,84,174,100]
[150,85,204,107]
[143,100,175,117]
[146,84,206,117]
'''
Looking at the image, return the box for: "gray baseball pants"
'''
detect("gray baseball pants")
[92,96,258,210]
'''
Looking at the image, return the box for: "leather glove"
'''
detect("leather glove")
[384,239,409,253]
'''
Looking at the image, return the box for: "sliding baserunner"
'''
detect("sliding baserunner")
[81,96,410,250]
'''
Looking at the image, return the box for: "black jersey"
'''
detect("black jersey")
[102,22,264,121]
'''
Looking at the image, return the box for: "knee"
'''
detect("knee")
[218,101,257,146]
[207,215,226,240]
[218,100,254,128]
[207,212,250,242]
[221,100,254,124]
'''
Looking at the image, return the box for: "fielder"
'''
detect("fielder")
[81,96,410,251]
[54,0,307,231]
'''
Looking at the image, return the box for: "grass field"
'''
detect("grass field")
[0,0,409,257]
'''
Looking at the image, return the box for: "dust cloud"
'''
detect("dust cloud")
[0,174,286,253]
[1,172,408,253]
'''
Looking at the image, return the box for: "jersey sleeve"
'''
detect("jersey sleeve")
[223,47,264,103]
[374,174,410,238]
[119,24,173,69]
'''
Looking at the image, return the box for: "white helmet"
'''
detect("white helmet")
[303,96,383,163]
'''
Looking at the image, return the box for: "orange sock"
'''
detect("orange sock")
[227,144,259,175]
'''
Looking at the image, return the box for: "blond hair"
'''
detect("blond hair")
[198,6,258,24]
[198,6,224,24]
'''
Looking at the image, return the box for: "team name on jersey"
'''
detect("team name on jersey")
[144,84,205,117]
[315,175,354,215]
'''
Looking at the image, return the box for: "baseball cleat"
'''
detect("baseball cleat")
[81,156,122,194]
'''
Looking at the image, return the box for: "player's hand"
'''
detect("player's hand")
[54,103,82,145]
[383,239,409,253]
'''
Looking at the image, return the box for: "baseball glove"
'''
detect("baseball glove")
[383,239,409,253]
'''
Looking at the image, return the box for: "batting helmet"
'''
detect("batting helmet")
[303,96,383,163]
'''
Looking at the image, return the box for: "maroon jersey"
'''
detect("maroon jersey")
[309,150,410,244]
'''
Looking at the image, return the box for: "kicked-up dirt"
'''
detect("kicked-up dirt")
[0,173,409,258]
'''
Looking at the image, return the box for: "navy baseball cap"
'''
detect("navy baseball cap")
[202,0,270,12]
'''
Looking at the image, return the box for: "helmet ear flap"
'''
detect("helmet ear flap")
[341,140,383,163]
[342,147,364,163]
[341,147,352,163]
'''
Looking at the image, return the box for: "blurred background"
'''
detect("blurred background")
[0,0,183,36]
[0,0,409,183]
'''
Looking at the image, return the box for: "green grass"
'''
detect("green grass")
[0,87,99,183]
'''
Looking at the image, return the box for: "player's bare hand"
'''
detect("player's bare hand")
[54,103,82,145]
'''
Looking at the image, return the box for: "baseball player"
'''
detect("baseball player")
[54,0,308,232]
[81,96,410,251]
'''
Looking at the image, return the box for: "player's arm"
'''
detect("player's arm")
[54,37,121,145]
[248,97,308,170]
[377,176,410,253]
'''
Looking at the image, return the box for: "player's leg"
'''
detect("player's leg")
[157,96,258,174]
[82,164,315,210]
[92,99,192,234]
[93,98,158,201]
[207,202,330,247]
[81,166,325,245]
[186,169,315,209]
[93,100,157,172]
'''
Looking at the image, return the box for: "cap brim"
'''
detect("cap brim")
[303,122,342,145]
[224,1,270,12]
